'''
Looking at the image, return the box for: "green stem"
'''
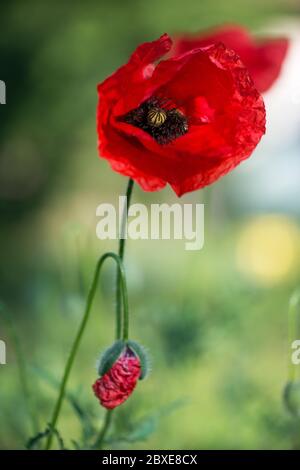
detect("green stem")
[288,291,300,382]
[93,409,114,449]
[45,252,129,450]
[94,179,134,450]
[116,178,134,339]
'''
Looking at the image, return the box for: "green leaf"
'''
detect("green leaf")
[106,398,186,445]
[26,428,50,449]
[31,365,96,443]
[26,425,67,450]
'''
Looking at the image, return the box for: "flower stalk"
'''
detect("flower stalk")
[45,179,134,450]
[45,252,129,450]
[116,178,134,339]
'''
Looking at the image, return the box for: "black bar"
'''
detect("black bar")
[0,449,298,466]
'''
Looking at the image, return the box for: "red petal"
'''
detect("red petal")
[97,35,266,196]
[93,353,141,409]
[98,34,172,113]
[174,25,289,92]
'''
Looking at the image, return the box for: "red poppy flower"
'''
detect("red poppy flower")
[97,33,266,196]
[93,347,141,409]
[174,25,289,93]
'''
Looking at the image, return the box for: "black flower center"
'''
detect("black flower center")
[120,96,188,145]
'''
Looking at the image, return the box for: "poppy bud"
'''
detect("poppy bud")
[93,341,149,409]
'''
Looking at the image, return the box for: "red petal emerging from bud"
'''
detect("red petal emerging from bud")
[93,348,141,409]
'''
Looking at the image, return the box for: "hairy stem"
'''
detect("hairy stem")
[45,252,128,450]
[95,178,134,449]
[116,178,134,338]
[93,409,114,449]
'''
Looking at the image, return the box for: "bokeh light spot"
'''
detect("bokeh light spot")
[236,215,299,285]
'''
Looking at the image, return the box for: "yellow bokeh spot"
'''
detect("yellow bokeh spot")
[236,215,300,285]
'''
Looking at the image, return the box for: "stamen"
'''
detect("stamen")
[120,96,188,145]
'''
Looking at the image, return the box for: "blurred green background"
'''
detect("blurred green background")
[1,0,300,450]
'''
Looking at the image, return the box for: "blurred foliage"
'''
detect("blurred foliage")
[1,0,300,450]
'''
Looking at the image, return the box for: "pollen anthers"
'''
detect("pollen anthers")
[120,96,188,145]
